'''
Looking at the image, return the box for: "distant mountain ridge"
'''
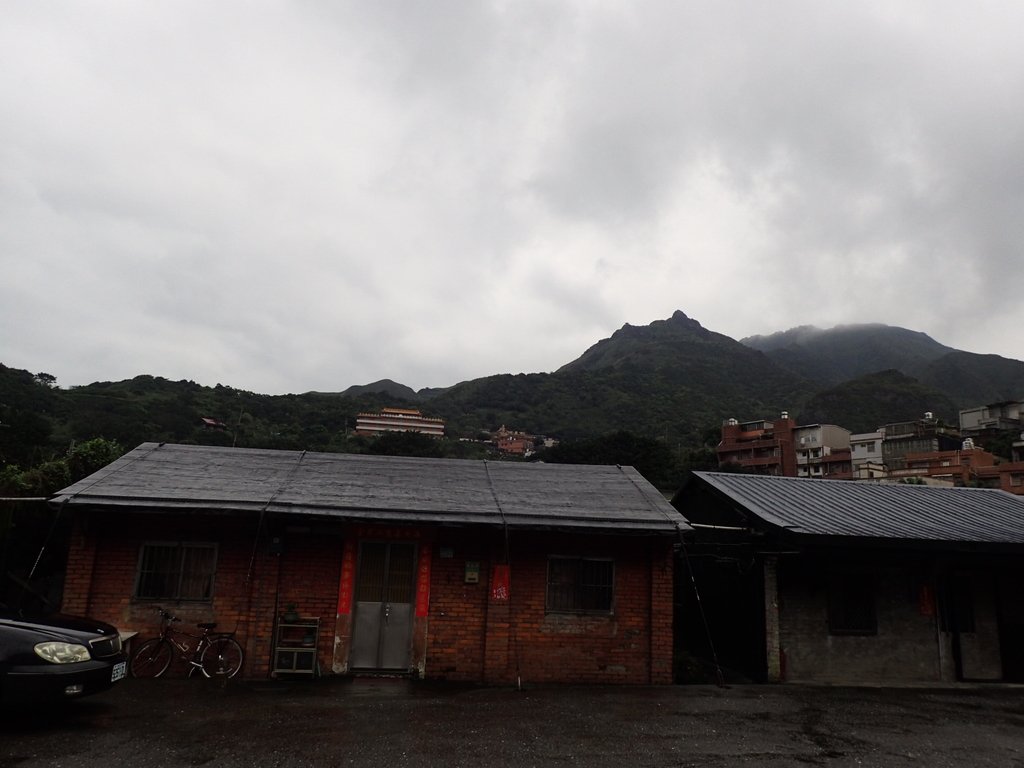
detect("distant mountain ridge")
[741,324,955,385]
[740,322,1024,414]
[336,379,424,401]
[3,313,1023,469]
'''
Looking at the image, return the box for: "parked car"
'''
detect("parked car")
[0,603,127,704]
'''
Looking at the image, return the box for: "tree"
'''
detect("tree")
[32,372,57,388]
[66,438,125,481]
[535,431,682,490]
[0,438,124,497]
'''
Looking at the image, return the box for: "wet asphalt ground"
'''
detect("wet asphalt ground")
[3,677,1024,767]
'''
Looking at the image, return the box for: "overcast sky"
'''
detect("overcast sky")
[2,2,1022,394]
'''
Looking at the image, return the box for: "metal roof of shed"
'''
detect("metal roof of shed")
[51,443,688,534]
[684,471,1024,544]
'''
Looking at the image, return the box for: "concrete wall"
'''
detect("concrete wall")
[780,563,940,682]
[777,559,1003,684]
[956,570,1003,681]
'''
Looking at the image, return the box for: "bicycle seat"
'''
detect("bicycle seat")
[197,622,217,630]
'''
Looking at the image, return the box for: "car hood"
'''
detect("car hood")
[0,611,119,640]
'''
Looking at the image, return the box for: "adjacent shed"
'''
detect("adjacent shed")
[54,443,687,684]
[673,472,1024,684]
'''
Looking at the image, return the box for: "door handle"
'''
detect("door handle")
[384,604,390,625]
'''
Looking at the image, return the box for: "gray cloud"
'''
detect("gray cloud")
[2,1,1022,393]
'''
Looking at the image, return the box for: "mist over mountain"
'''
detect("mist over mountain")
[742,322,1024,410]
[741,324,955,385]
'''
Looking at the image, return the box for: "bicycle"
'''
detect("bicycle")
[130,608,245,679]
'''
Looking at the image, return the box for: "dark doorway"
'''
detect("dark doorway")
[997,570,1024,682]
[675,549,767,683]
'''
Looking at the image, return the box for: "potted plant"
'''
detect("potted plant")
[282,604,300,622]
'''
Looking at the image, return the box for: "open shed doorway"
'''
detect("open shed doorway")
[676,548,768,683]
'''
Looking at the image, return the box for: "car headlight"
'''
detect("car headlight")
[34,642,92,664]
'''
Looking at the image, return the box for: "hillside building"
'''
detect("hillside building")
[886,443,998,485]
[492,425,535,456]
[355,408,445,437]
[717,414,798,476]
[717,414,850,478]
[850,431,885,479]
[960,401,1023,436]
[793,424,852,479]
[880,413,961,472]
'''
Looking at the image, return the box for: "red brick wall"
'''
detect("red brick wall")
[63,512,675,684]
[423,530,675,685]
[62,512,344,678]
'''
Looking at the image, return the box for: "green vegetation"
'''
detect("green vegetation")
[796,370,960,433]
[2,314,1021,499]
[0,438,125,497]
[535,430,719,490]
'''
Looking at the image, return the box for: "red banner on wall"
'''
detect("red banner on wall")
[415,543,432,617]
[336,539,357,616]
[491,564,510,602]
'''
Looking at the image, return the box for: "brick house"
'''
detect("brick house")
[53,443,686,684]
[673,472,1024,684]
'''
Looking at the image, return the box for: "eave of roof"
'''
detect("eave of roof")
[682,471,1024,546]
[51,443,689,535]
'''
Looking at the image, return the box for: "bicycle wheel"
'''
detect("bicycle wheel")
[200,636,244,678]
[130,638,173,678]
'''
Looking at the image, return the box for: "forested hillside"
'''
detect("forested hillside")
[3,311,1022,497]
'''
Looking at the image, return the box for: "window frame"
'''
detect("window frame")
[133,541,218,602]
[545,556,615,615]
[826,571,877,636]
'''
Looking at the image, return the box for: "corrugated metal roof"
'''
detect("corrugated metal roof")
[51,443,688,534]
[689,471,1024,544]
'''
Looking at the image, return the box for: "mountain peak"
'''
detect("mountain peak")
[559,310,744,373]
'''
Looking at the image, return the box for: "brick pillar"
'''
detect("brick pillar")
[763,556,782,682]
[649,540,675,684]
[61,512,97,615]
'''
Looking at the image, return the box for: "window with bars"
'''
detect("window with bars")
[827,572,876,635]
[135,542,217,601]
[546,557,614,613]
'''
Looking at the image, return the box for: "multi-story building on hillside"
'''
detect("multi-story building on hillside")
[793,424,852,479]
[960,401,1023,436]
[850,431,885,478]
[970,434,1024,496]
[718,410,1024,494]
[717,414,798,476]
[880,413,961,472]
[887,443,998,485]
[492,425,536,456]
[718,414,851,478]
[355,407,446,437]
